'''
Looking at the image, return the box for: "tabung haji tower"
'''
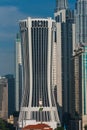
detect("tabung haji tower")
[18,17,60,129]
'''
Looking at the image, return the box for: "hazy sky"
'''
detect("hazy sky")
[0,0,75,76]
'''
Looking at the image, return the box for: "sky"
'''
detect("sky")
[0,0,75,76]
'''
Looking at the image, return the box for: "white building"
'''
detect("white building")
[18,17,60,129]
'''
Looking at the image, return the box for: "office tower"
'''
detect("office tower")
[18,17,60,129]
[15,33,22,111]
[5,74,15,117]
[71,0,87,129]
[0,77,8,120]
[55,0,68,12]
[54,0,74,122]
[75,0,87,45]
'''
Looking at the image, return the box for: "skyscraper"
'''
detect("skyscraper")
[54,0,74,122]
[75,0,87,45]
[55,0,68,12]
[15,33,22,111]
[18,17,60,129]
[71,0,87,129]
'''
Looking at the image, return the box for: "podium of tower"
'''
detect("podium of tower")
[18,17,60,129]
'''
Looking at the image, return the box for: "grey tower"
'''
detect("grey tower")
[54,0,75,123]
[72,0,87,129]
[75,0,87,45]
[55,0,68,12]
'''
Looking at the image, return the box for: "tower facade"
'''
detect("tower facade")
[55,0,68,12]
[15,33,22,111]
[54,0,75,122]
[75,0,87,45]
[18,17,60,129]
[72,0,87,129]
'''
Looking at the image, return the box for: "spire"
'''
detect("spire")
[56,0,68,12]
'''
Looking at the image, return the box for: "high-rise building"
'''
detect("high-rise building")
[75,0,87,45]
[0,77,8,120]
[71,0,87,129]
[54,0,74,122]
[15,33,22,111]
[5,74,15,117]
[18,17,60,129]
[55,0,68,12]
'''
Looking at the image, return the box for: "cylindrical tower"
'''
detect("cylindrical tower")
[18,17,60,129]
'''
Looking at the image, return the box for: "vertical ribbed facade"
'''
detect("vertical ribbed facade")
[31,21,49,107]
[75,0,87,44]
[18,17,60,129]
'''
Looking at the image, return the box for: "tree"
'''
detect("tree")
[55,127,64,130]
[84,125,87,130]
[0,118,9,130]
[0,118,16,130]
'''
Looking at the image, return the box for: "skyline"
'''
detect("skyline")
[0,0,75,75]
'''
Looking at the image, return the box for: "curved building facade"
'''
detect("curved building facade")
[18,17,60,129]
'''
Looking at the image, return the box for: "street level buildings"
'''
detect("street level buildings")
[18,17,60,129]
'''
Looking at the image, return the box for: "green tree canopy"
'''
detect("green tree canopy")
[84,125,87,130]
[0,118,9,130]
[55,127,64,130]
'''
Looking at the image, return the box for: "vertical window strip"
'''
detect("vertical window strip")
[44,28,47,106]
[42,28,45,106]
[38,27,40,106]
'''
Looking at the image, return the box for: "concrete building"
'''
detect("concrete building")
[5,74,15,117]
[18,17,60,129]
[0,77,8,120]
[15,33,22,111]
[54,0,74,122]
